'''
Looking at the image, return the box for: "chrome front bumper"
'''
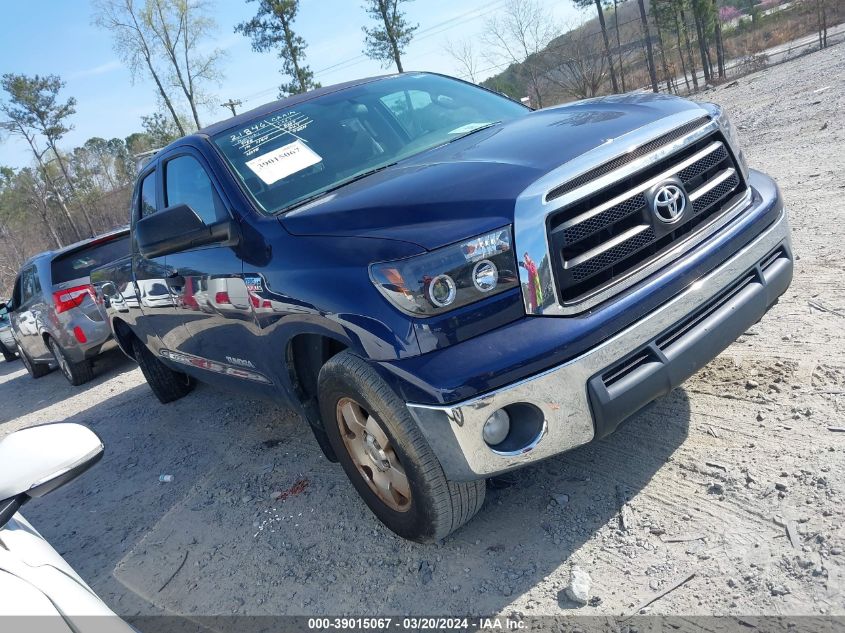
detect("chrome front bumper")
[407,208,792,481]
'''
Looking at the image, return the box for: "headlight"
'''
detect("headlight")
[370,227,518,316]
[710,105,749,180]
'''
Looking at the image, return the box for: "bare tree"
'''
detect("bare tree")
[362,0,418,72]
[611,0,628,91]
[572,0,619,93]
[93,0,187,136]
[636,0,659,92]
[677,1,699,90]
[691,0,713,82]
[445,38,481,83]
[18,169,64,249]
[144,0,224,129]
[0,105,82,241]
[1,74,96,235]
[815,0,829,49]
[483,0,558,108]
[546,23,608,99]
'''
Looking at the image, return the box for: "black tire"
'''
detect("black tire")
[1,345,16,362]
[18,343,50,379]
[47,337,94,386]
[131,337,194,403]
[318,351,485,543]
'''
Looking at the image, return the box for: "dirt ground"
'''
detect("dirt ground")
[3,42,844,620]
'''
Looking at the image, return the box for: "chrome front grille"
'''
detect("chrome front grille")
[548,131,746,304]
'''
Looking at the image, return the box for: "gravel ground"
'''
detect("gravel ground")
[3,41,844,619]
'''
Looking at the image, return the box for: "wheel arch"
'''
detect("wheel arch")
[110,317,138,361]
[285,331,351,462]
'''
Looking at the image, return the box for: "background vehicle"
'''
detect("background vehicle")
[136,279,174,309]
[0,423,132,630]
[0,303,18,362]
[4,228,130,386]
[93,73,792,542]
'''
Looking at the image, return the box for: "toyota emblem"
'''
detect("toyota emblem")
[652,183,687,224]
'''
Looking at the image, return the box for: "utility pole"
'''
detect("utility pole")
[221,98,242,116]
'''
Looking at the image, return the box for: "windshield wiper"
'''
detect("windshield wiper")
[446,121,501,143]
[279,162,398,214]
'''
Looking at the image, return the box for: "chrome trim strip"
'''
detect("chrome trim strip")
[516,109,720,315]
[689,167,736,202]
[160,349,273,384]
[407,209,791,480]
[567,224,650,268]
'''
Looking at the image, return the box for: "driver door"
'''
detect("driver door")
[157,148,269,388]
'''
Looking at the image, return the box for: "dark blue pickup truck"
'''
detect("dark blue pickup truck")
[92,72,792,542]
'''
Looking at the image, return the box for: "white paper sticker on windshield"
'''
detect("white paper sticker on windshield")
[245,140,322,185]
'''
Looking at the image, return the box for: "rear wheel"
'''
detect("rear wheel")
[47,337,94,386]
[318,351,485,542]
[18,343,50,379]
[131,337,194,403]
[1,345,16,362]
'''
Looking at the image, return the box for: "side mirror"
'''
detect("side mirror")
[136,203,239,259]
[100,282,117,298]
[0,423,103,528]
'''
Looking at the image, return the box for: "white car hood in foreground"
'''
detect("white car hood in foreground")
[0,514,134,632]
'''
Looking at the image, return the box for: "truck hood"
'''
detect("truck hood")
[280,94,709,250]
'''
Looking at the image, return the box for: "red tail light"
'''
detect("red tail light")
[215,292,231,304]
[249,294,271,309]
[53,285,94,313]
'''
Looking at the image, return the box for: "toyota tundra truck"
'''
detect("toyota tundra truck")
[91,72,792,542]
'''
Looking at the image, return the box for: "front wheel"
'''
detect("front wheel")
[131,337,194,403]
[48,338,94,386]
[318,351,485,543]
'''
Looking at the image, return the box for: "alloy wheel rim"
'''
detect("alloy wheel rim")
[49,340,71,379]
[336,397,411,512]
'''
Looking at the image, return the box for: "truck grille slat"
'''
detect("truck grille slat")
[571,228,656,282]
[548,129,747,304]
[561,194,646,247]
[692,172,740,215]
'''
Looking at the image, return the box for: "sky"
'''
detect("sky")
[0,0,586,169]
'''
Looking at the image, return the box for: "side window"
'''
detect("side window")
[139,171,158,218]
[10,274,22,310]
[164,155,227,225]
[20,267,39,304]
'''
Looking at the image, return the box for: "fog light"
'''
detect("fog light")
[482,409,510,446]
[472,259,498,292]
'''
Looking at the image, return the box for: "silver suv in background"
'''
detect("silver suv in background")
[3,228,130,385]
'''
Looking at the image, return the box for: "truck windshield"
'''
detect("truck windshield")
[212,74,529,214]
